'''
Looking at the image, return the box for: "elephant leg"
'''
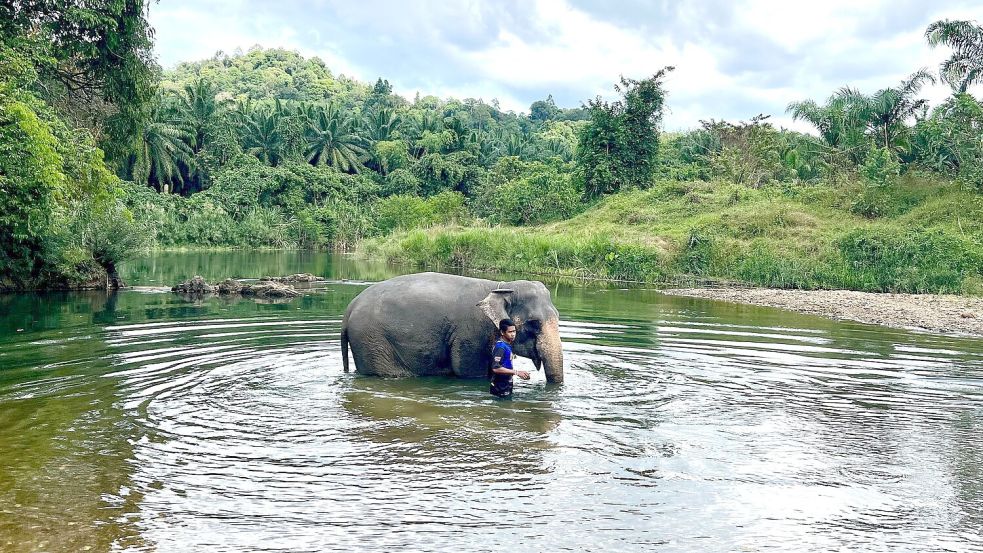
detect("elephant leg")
[351,335,414,378]
[451,336,491,379]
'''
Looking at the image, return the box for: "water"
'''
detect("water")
[1,251,982,552]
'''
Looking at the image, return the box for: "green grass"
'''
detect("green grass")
[361,175,983,294]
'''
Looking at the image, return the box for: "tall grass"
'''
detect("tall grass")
[362,177,983,294]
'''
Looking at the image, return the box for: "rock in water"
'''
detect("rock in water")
[261,273,325,283]
[241,281,302,298]
[171,276,214,294]
[172,276,302,300]
[216,278,243,295]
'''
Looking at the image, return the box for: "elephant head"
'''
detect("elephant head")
[476,280,564,383]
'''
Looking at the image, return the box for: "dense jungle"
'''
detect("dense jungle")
[1,3,981,293]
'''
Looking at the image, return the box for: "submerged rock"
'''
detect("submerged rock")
[241,281,302,298]
[215,278,243,295]
[172,276,302,300]
[261,273,325,283]
[171,276,214,294]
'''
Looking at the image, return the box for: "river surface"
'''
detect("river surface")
[1,251,982,552]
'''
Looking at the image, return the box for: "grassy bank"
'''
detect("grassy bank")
[360,176,983,294]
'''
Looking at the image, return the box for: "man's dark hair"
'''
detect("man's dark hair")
[499,319,516,333]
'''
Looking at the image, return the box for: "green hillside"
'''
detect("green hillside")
[364,175,983,293]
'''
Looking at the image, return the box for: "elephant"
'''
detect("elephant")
[341,272,564,383]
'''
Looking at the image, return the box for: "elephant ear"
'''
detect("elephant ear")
[477,288,512,326]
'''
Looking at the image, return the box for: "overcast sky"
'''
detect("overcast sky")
[149,0,981,132]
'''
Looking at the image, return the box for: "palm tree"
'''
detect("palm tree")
[925,19,983,93]
[837,70,935,152]
[364,107,402,141]
[466,129,498,165]
[444,116,469,149]
[129,97,194,193]
[240,105,289,166]
[501,133,529,157]
[543,137,573,162]
[786,95,850,148]
[305,103,367,172]
[174,78,225,151]
[406,110,442,140]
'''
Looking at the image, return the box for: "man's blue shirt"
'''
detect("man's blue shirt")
[490,339,514,396]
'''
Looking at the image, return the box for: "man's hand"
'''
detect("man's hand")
[515,370,531,380]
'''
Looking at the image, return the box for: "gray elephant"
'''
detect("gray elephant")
[341,272,564,383]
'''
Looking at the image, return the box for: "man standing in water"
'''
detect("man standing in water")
[490,319,530,398]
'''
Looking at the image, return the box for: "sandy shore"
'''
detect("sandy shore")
[661,288,983,337]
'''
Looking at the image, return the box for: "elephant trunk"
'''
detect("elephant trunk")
[537,318,564,384]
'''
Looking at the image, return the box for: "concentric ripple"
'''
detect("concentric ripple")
[1,256,982,552]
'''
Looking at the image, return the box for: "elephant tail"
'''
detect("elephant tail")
[341,325,350,373]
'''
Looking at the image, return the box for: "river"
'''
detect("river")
[1,251,981,552]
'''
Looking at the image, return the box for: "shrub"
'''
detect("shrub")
[376,195,431,234]
[382,168,421,196]
[860,147,901,187]
[488,166,581,225]
[838,226,983,293]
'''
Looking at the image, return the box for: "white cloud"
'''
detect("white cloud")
[149,0,983,130]
[148,2,362,78]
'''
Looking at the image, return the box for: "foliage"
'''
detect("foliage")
[368,177,982,293]
[4,31,982,296]
[486,163,582,225]
[910,93,983,189]
[838,226,982,293]
[860,147,901,187]
[925,19,983,93]
[375,192,467,234]
[703,115,784,187]
[0,65,147,289]
[837,70,935,153]
[0,0,158,163]
[851,147,901,218]
[577,69,673,198]
[0,97,64,286]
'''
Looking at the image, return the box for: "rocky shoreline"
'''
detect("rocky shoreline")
[661,288,983,337]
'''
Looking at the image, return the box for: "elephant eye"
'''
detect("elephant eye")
[525,319,543,333]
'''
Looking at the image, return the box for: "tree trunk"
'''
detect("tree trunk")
[104,261,125,290]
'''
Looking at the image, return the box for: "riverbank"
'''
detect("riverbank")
[361,178,983,295]
[661,287,983,337]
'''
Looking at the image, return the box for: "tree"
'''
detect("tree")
[364,107,402,141]
[837,70,935,152]
[925,19,983,93]
[305,104,367,172]
[174,78,225,152]
[127,97,194,193]
[577,68,673,198]
[0,0,158,164]
[911,93,983,188]
[787,95,850,149]
[529,95,560,122]
[240,104,290,166]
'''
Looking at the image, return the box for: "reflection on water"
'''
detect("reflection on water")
[0,251,981,552]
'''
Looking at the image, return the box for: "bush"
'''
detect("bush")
[838,226,983,293]
[376,195,431,234]
[382,168,421,196]
[488,165,581,225]
[860,147,900,187]
[852,148,901,217]
[293,206,337,248]
[375,191,468,234]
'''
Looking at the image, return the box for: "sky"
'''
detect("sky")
[148,0,982,132]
